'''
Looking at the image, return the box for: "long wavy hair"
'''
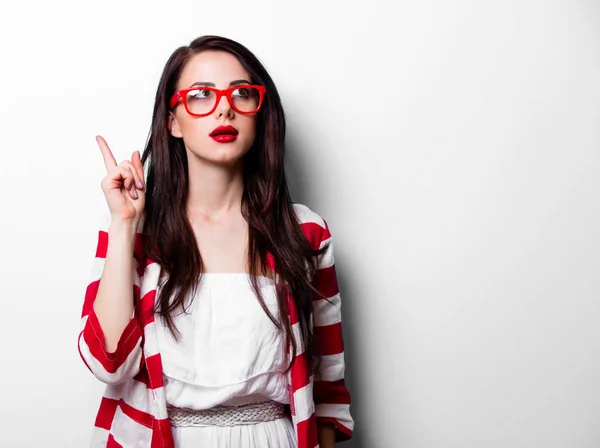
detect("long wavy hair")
[138,35,329,376]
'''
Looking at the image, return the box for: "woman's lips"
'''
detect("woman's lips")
[211,134,238,143]
[210,125,238,143]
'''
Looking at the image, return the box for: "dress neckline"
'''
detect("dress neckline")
[201,272,274,280]
[158,272,276,286]
[159,269,275,282]
[200,273,276,288]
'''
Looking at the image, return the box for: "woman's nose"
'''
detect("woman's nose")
[215,94,233,117]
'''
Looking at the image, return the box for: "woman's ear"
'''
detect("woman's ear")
[168,112,183,138]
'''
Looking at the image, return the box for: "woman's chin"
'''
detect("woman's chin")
[198,150,245,166]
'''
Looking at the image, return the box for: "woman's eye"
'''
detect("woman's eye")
[188,89,212,99]
[233,88,249,97]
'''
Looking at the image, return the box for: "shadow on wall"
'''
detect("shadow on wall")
[336,265,365,448]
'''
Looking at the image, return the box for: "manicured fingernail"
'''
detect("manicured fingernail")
[136,180,144,189]
[133,190,138,199]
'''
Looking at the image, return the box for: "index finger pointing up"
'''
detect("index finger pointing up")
[131,150,145,184]
[96,135,117,171]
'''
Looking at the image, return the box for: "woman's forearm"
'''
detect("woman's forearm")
[92,219,137,352]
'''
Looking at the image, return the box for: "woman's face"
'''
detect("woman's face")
[169,50,258,165]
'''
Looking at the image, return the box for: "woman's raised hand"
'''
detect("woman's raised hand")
[96,135,146,225]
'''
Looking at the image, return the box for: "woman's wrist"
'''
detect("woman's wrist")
[317,422,336,447]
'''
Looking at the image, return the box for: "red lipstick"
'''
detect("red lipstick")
[210,125,238,143]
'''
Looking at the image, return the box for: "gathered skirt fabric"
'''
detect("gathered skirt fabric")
[170,414,297,448]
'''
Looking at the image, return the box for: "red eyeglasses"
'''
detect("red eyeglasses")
[169,84,266,117]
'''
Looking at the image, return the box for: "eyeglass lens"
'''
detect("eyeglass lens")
[185,87,261,114]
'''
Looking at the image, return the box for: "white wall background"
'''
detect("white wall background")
[0,0,598,446]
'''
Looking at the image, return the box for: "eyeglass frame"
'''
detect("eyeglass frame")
[169,84,266,117]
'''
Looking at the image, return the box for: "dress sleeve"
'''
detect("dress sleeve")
[311,218,354,442]
[77,210,144,385]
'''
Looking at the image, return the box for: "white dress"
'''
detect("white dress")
[154,272,297,448]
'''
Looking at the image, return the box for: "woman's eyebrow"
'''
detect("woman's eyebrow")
[188,79,251,88]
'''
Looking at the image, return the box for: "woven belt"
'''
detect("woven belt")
[167,401,287,427]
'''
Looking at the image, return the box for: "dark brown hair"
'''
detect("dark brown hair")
[138,35,329,376]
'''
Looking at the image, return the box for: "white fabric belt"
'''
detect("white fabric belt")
[167,401,287,427]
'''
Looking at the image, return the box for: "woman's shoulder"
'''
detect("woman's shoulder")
[291,202,330,248]
[292,202,327,228]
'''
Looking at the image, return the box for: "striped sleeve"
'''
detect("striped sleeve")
[312,218,354,442]
[77,211,144,385]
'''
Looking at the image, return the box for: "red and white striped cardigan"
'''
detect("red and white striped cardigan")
[78,203,353,447]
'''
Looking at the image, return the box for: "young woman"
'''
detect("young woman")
[78,35,353,447]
